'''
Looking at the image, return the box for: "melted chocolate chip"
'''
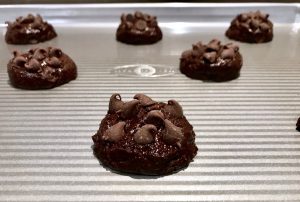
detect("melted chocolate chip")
[24,58,40,72]
[133,124,156,144]
[33,48,47,61]
[207,39,221,51]
[102,122,126,142]
[203,51,217,63]
[14,56,27,67]
[221,48,235,59]
[46,57,61,68]
[49,48,62,58]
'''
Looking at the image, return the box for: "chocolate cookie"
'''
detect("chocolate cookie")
[5,14,57,44]
[180,39,243,82]
[116,11,163,45]
[296,118,300,131]
[7,47,77,90]
[225,11,273,43]
[92,94,198,175]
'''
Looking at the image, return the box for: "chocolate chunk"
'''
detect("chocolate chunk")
[163,119,184,147]
[134,93,156,106]
[116,11,162,45]
[5,14,57,44]
[92,94,198,175]
[133,124,156,144]
[102,122,126,142]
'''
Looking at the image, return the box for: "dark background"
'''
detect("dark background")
[1,0,300,3]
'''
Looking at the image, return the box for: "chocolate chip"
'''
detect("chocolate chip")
[46,57,61,68]
[33,48,47,60]
[121,14,126,21]
[49,47,62,58]
[221,48,235,59]
[164,100,183,118]
[224,43,239,51]
[163,119,183,147]
[134,11,143,19]
[120,100,140,119]
[143,14,152,22]
[144,110,164,127]
[135,20,147,31]
[239,14,248,22]
[250,19,260,29]
[134,93,156,106]
[203,51,217,63]
[20,14,35,24]
[24,59,40,72]
[133,124,156,145]
[125,22,133,29]
[206,39,221,52]
[181,50,192,59]
[13,56,27,67]
[259,22,270,31]
[241,22,250,29]
[102,122,126,142]
[109,93,124,112]
[126,14,134,22]
[12,51,21,57]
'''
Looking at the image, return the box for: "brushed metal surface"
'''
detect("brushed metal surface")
[0,3,300,202]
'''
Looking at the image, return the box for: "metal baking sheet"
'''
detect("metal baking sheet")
[1,3,300,201]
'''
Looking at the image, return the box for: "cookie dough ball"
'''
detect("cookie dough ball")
[92,94,198,175]
[5,14,57,44]
[116,11,163,45]
[7,47,77,89]
[225,11,273,43]
[180,39,243,82]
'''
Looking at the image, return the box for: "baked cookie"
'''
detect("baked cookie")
[92,94,198,175]
[225,11,273,43]
[180,39,243,82]
[7,47,77,90]
[5,14,57,44]
[116,11,163,45]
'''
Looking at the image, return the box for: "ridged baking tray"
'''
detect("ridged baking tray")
[1,3,300,202]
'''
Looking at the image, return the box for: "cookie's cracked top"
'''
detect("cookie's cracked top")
[92,94,198,175]
[5,14,57,44]
[225,11,273,43]
[7,47,77,90]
